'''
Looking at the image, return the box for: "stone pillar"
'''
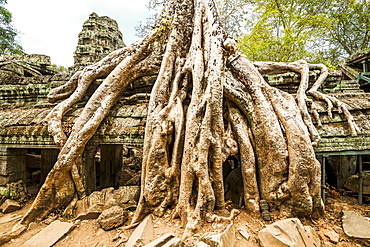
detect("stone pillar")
[82,146,97,195]
[40,149,59,184]
[0,146,8,186]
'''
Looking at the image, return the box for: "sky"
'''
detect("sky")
[6,0,155,67]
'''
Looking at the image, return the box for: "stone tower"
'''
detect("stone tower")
[72,12,125,71]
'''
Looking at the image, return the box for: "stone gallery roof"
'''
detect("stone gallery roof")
[0,57,154,148]
[265,70,370,153]
[314,92,370,153]
[0,57,369,153]
[0,102,149,148]
[0,12,366,154]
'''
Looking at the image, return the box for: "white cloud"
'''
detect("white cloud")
[7,0,153,67]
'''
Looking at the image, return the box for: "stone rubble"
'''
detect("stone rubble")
[342,210,370,238]
[21,220,74,247]
[258,218,321,247]
[143,233,184,247]
[75,186,140,219]
[323,229,340,244]
[125,214,156,247]
[1,199,21,213]
[344,171,370,194]
[98,205,128,230]
[237,227,250,241]
[76,211,101,220]
[0,213,21,223]
[303,226,321,245]
[202,222,236,247]
[196,242,210,247]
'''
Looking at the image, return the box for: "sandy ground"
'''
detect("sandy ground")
[0,191,369,247]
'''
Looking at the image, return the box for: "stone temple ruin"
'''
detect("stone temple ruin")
[0,13,369,208]
[71,12,126,72]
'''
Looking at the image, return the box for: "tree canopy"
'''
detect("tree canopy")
[326,0,370,61]
[225,0,369,66]
[238,0,333,63]
[0,0,23,56]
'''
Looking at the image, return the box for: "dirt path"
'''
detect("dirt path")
[0,193,369,246]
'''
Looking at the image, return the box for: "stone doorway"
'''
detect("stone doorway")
[96,145,122,190]
[82,145,123,195]
[0,148,60,197]
[223,155,244,207]
[25,148,59,196]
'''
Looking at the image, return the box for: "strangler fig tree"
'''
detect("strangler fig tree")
[0,0,360,243]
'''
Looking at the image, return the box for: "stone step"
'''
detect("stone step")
[21,220,74,247]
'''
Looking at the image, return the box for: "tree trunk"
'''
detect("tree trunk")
[0,0,360,243]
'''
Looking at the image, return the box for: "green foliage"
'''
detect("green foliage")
[238,0,334,64]
[156,9,173,41]
[50,64,68,74]
[326,0,370,61]
[237,0,369,66]
[0,0,23,56]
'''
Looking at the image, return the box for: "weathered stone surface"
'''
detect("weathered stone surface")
[76,186,140,218]
[143,234,174,247]
[258,218,321,247]
[0,176,9,186]
[196,242,210,247]
[0,54,52,66]
[125,215,155,247]
[324,230,340,244]
[342,210,370,238]
[143,233,184,247]
[25,153,41,169]
[304,226,321,245]
[0,213,21,223]
[76,211,101,220]
[8,180,29,202]
[344,171,370,194]
[119,148,143,186]
[98,205,128,230]
[202,223,236,247]
[21,220,73,247]
[31,170,41,183]
[237,227,250,241]
[163,238,185,247]
[43,214,58,225]
[1,199,21,213]
[0,54,55,78]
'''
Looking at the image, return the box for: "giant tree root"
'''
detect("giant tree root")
[0,0,360,243]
